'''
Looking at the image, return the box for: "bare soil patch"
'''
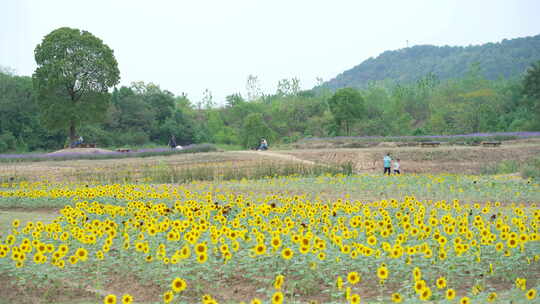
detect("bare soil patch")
[277,143,540,174]
[0,272,96,304]
[2,142,539,182]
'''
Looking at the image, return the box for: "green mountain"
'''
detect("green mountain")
[322,34,540,90]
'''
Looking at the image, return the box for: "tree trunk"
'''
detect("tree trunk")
[69,121,76,141]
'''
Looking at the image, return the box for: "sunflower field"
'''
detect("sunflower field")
[0,174,539,303]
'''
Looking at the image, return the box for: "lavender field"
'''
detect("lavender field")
[0,144,217,162]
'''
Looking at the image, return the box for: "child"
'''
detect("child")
[393,158,401,175]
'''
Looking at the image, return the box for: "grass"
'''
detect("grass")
[214,143,244,151]
[67,161,351,184]
[481,156,540,178]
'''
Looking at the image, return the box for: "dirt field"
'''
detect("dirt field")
[1,139,539,182]
[280,139,540,174]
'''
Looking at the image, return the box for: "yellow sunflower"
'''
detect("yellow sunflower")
[121,294,133,304]
[446,289,456,300]
[281,248,293,260]
[163,290,174,303]
[171,277,187,293]
[377,265,388,280]
[103,294,116,304]
[526,288,537,300]
[271,291,284,304]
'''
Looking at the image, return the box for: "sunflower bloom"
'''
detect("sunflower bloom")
[526,288,537,300]
[419,287,432,301]
[250,298,262,304]
[460,296,470,304]
[171,277,187,293]
[103,294,117,304]
[436,276,447,289]
[336,276,343,290]
[446,289,456,300]
[349,293,361,304]
[377,265,388,280]
[271,291,284,304]
[487,292,497,302]
[347,271,360,285]
[281,248,293,260]
[163,290,174,303]
[121,294,133,304]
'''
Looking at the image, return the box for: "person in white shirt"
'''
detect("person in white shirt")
[393,158,401,175]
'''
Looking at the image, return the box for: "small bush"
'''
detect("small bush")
[0,132,17,153]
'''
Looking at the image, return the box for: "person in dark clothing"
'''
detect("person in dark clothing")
[168,135,177,149]
[70,136,83,148]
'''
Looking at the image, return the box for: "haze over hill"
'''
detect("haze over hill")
[321,34,540,90]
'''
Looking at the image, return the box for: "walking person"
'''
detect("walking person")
[383,153,392,175]
[393,158,401,175]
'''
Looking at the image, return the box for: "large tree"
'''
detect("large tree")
[328,88,365,135]
[33,27,120,141]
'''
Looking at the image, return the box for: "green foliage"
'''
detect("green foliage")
[32,27,120,140]
[523,60,540,99]
[0,132,17,152]
[0,70,65,152]
[522,60,540,129]
[328,88,365,135]
[521,157,540,179]
[2,35,540,152]
[240,113,275,148]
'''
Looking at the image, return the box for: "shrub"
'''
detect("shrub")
[0,132,17,153]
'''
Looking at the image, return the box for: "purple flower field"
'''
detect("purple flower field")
[0,144,215,161]
[301,131,540,141]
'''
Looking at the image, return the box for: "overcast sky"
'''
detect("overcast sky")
[1,0,540,105]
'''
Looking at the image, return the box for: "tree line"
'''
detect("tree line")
[1,62,539,153]
[0,28,539,153]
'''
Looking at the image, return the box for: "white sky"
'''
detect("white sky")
[1,0,540,105]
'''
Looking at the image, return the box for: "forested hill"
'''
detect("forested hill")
[322,34,540,90]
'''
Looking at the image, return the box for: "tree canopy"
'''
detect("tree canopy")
[522,60,540,128]
[523,60,540,99]
[328,88,365,135]
[33,27,120,140]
